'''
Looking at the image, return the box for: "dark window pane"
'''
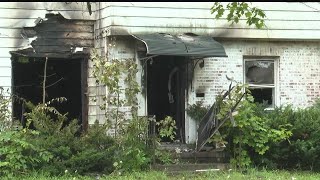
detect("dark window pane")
[245,61,274,84]
[250,88,273,106]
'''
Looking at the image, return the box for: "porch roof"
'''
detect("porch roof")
[132,33,227,58]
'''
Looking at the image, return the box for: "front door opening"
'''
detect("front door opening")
[12,57,83,128]
[146,55,187,143]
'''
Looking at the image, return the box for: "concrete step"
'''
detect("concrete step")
[178,151,229,163]
[151,163,230,173]
[158,142,193,151]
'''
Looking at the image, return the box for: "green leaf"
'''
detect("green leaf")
[216,9,225,19]
[242,3,248,10]
[245,12,252,18]
[211,2,266,29]
[234,17,239,23]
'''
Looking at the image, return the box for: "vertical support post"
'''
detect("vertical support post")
[42,57,48,104]
[81,57,89,132]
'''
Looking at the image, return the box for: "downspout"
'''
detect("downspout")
[103,2,110,116]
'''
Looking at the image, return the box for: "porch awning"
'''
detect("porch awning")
[132,33,227,58]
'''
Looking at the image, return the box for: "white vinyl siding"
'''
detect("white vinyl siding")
[97,2,320,40]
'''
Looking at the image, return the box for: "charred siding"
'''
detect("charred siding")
[14,13,94,59]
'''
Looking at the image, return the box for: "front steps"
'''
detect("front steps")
[151,143,230,174]
[179,150,229,163]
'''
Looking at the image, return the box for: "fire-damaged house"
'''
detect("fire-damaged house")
[1,2,320,149]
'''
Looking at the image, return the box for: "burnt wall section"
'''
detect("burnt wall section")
[10,13,94,130]
[11,13,94,59]
[0,2,96,111]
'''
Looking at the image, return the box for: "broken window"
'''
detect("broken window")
[244,58,277,108]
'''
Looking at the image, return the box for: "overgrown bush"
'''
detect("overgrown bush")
[156,116,177,141]
[187,84,292,171]
[24,101,116,175]
[0,88,52,177]
[65,121,115,174]
[112,116,151,173]
[258,101,320,171]
[186,101,210,122]
[225,99,292,170]
[0,129,52,177]
[152,116,178,165]
[0,94,116,177]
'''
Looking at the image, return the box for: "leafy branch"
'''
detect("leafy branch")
[211,2,266,29]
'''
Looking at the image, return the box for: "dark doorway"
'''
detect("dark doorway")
[146,56,187,143]
[12,57,86,128]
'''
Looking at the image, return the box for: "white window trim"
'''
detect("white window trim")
[243,57,279,108]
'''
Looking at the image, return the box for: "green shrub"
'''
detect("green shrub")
[0,87,52,177]
[259,102,320,171]
[66,121,115,174]
[190,83,291,171]
[112,116,151,173]
[0,129,52,177]
[224,100,292,170]
[21,100,116,176]
[156,116,177,141]
[7,96,154,176]
[186,101,210,122]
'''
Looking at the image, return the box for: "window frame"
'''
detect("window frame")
[243,56,279,108]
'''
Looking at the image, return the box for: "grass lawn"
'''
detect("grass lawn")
[4,169,320,180]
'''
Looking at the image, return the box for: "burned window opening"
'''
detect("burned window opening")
[12,57,83,128]
[244,59,276,108]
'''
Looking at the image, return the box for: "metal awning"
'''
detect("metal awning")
[132,33,227,58]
